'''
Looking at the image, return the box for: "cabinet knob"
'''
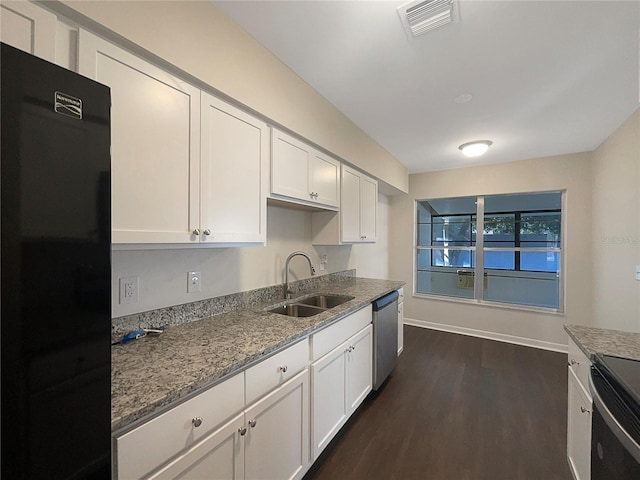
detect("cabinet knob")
[192,417,203,428]
[569,359,579,366]
[248,419,257,428]
[310,192,318,199]
[580,406,591,414]
[238,427,247,436]
[193,229,200,236]
[278,365,288,373]
[203,229,211,236]
[360,235,367,240]
[346,346,353,353]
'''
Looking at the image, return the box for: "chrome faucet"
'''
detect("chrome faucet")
[284,251,316,299]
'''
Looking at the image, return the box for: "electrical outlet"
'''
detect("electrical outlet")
[320,254,328,271]
[636,265,640,281]
[119,277,139,304]
[188,271,201,293]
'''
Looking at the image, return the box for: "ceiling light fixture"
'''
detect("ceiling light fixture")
[459,140,493,157]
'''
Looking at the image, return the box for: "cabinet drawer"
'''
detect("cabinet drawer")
[115,372,244,480]
[312,305,372,361]
[568,338,591,395]
[245,339,309,405]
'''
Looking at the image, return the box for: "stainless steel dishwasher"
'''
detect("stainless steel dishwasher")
[372,290,399,390]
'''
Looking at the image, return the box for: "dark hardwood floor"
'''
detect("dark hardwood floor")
[304,326,572,480]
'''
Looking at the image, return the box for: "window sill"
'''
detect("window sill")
[412,291,565,316]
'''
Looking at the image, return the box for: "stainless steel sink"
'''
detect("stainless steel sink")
[297,294,354,309]
[266,294,354,317]
[267,304,325,317]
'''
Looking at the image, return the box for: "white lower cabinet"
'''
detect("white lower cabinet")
[245,369,309,480]
[567,338,592,480]
[114,307,375,480]
[311,324,372,459]
[148,412,245,480]
[149,370,310,480]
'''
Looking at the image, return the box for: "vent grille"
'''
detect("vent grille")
[398,0,454,37]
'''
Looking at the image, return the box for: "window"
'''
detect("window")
[416,192,562,310]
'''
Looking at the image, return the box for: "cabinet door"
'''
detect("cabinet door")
[200,93,268,244]
[359,174,377,242]
[245,370,310,480]
[78,29,200,244]
[346,325,373,414]
[309,151,340,208]
[341,166,362,242]
[0,1,56,62]
[148,412,245,480]
[271,129,311,202]
[311,342,347,459]
[567,368,591,480]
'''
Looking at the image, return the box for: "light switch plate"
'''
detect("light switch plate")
[188,271,201,293]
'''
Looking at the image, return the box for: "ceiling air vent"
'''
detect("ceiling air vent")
[397,0,454,37]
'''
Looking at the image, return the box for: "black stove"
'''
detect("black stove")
[590,353,640,479]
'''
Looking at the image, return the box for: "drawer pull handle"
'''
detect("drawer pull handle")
[569,359,579,366]
[580,406,591,414]
[238,427,247,436]
[248,419,257,428]
[192,417,203,428]
[278,365,288,373]
[346,346,354,353]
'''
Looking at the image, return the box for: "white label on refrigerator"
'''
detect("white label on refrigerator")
[54,91,82,119]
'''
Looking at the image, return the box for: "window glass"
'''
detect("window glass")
[415,192,563,310]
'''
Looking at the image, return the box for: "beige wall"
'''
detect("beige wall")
[113,197,389,317]
[53,0,407,194]
[591,109,640,332]
[389,153,593,349]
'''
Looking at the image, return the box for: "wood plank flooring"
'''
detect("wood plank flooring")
[303,326,572,480]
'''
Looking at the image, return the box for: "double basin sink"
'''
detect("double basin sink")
[267,294,354,317]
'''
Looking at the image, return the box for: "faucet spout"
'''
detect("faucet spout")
[284,251,316,299]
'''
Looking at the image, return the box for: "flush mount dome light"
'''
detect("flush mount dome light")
[459,140,493,157]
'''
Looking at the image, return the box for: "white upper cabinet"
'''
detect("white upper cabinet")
[0,1,56,62]
[200,93,268,245]
[271,128,340,209]
[79,29,200,245]
[79,30,267,246]
[312,164,378,245]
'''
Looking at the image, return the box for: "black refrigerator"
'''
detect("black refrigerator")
[1,43,111,479]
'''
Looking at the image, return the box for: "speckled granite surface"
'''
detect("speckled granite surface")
[565,324,640,361]
[111,270,356,343]
[112,276,404,433]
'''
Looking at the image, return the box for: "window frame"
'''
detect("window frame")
[414,192,564,313]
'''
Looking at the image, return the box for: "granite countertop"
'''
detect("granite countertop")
[565,324,640,361]
[112,277,404,433]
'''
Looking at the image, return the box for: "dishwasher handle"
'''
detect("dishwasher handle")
[372,290,399,311]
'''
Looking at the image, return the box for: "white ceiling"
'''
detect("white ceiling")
[214,0,640,174]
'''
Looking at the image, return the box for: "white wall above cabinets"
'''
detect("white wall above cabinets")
[78,30,267,248]
[312,164,378,245]
[271,128,340,210]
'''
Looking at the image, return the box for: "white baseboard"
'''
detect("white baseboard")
[403,317,568,353]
